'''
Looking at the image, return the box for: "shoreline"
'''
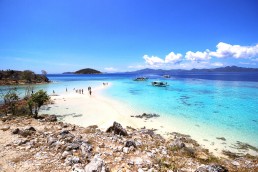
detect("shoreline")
[40,83,258,158]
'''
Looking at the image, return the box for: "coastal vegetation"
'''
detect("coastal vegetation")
[0,70,50,85]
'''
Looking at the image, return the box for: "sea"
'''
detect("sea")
[1,72,258,154]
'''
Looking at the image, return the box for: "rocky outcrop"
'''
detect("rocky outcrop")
[106,121,128,136]
[195,164,228,172]
[0,115,257,172]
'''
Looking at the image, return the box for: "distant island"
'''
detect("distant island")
[0,70,50,85]
[63,68,102,74]
[126,66,258,75]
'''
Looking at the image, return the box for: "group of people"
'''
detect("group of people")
[74,88,84,94]
[72,87,92,95]
[52,86,96,96]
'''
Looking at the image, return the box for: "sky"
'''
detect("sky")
[0,0,258,73]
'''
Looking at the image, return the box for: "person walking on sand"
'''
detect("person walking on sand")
[66,88,67,92]
[82,89,83,94]
[88,86,92,95]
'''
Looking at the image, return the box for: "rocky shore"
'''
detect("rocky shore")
[0,115,257,172]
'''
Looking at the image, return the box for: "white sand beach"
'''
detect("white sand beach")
[39,83,257,157]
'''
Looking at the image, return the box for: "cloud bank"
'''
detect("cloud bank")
[141,42,258,69]
[210,42,258,59]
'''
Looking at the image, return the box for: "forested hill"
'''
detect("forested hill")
[63,68,102,74]
[0,70,50,85]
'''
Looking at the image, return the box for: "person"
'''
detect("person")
[66,88,67,92]
[82,89,84,94]
[53,90,55,94]
[88,86,92,95]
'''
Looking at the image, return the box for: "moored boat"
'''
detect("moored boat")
[151,81,168,87]
[133,77,148,81]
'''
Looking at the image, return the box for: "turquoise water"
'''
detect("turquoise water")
[1,73,258,149]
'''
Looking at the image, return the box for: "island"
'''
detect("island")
[63,68,102,74]
[0,70,50,85]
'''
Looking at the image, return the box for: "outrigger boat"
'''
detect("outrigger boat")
[152,81,168,87]
[133,77,148,81]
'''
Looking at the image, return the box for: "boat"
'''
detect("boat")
[163,75,170,78]
[133,77,148,81]
[151,81,168,87]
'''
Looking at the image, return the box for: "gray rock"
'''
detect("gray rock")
[47,136,58,146]
[45,115,57,122]
[170,139,185,149]
[133,157,143,165]
[125,140,137,148]
[138,168,144,172]
[66,156,80,165]
[231,161,240,166]
[66,142,81,151]
[81,142,93,158]
[123,147,129,154]
[62,151,72,159]
[85,155,106,172]
[12,128,20,134]
[25,126,36,131]
[106,121,128,136]
[72,164,85,172]
[0,126,10,131]
[195,164,228,172]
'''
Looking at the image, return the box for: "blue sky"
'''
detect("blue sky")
[0,0,258,73]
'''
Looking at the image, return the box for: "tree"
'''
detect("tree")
[41,70,47,76]
[28,90,50,118]
[0,87,19,115]
[24,85,35,100]
[23,70,34,83]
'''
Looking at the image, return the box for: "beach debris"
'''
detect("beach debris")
[106,121,128,136]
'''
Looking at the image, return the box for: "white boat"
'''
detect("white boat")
[133,77,148,81]
[152,81,168,87]
[163,75,170,78]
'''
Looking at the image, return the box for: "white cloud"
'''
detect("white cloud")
[210,42,258,59]
[128,65,146,69]
[143,55,164,65]
[185,50,211,61]
[104,67,117,72]
[143,51,182,66]
[212,62,224,67]
[165,52,182,63]
[239,62,256,65]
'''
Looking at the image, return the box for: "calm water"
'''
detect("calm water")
[1,72,258,148]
